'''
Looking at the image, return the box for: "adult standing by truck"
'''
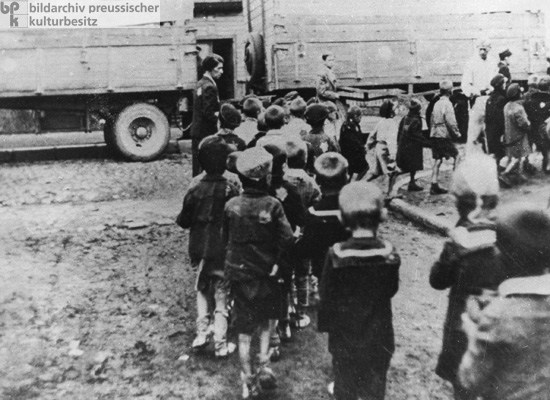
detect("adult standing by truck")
[461,40,498,106]
[316,53,339,103]
[191,55,224,176]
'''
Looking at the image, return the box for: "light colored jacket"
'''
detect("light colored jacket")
[430,96,461,139]
[461,55,499,97]
[316,65,338,101]
[459,274,550,400]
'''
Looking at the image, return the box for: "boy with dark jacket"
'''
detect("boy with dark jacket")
[223,147,294,399]
[299,152,350,281]
[176,136,240,357]
[319,182,400,400]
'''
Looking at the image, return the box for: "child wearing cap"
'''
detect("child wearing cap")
[176,136,240,358]
[235,96,263,145]
[261,140,307,348]
[247,112,268,148]
[430,80,462,195]
[299,152,350,288]
[302,104,339,159]
[396,98,432,191]
[366,100,399,195]
[324,101,342,150]
[223,147,294,399]
[459,204,550,400]
[430,154,506,400]
[319,182,400,400]
[216,103,246,152]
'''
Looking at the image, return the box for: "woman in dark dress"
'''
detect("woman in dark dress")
[396,98,431,191]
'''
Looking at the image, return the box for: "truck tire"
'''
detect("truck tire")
[112,103,170,161]
[245,33,266,85]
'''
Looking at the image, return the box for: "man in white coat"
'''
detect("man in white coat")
[461,40,499,106]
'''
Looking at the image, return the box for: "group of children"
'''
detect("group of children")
[177,89,550,399]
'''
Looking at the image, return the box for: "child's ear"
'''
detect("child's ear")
[381,208,388,222]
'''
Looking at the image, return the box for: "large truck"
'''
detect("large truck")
[194,0,547,99]
[1,0,547,160]
[0,2,197,161]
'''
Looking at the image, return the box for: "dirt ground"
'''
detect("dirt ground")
[0,153,503,400]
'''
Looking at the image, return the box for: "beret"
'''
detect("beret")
[219,103,242,129]
[439,80,453,90]
[242,97,263,116]
[490,74,507,89]
[538,75,550,92]
[499,49,512,60]
[497,204,550,275]
[409,98,422,112]
[264,105,286,129]
[285,136,308,160]
[283,91,299,103]
[289,97,307,113]
[314,152,348,179]
[236,147,273,181]
[506,83,521,99]
[452,154,499,198]
[305,103,329,125]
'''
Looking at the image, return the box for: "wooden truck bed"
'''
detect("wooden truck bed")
[0,27,198,99]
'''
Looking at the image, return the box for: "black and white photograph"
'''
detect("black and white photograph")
[2,0,550,398]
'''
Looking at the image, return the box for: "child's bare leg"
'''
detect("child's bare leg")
[239,333,253,377]
[431,159,442,184]
[257,319,277,389]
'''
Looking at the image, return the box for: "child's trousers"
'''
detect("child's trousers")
[196,276,230,351]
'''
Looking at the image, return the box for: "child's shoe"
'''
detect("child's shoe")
[278,321,292,342]
[430,183,448,195]
[215,342,236,358]
[192,333,208,349]
[269,346,281,362]
[241,372,260,399]
[257,364,277,390]
[293,313,311,329]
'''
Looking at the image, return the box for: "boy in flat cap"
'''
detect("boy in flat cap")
[459,204,550,400]
[430,80,462,195]
[302,104,339,160]
[235,97,263,146]
[319,182,400,400]
[176,136,240,357]
[299,152,350,290]
[216,103,246,152]
[261,140,307,347]
[191,54,224,176]
[223,147,294,399]
[430,154,506,400]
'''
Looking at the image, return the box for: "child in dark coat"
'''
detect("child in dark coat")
[396,98,431,191]
[176,136,240,357]
[430,154,506,400]
[319,182,400,400]
[299,152,350,282]
[339,105,369,181]
[223,147,294,399]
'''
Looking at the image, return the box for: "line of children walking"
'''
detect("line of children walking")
[178,90,550,399]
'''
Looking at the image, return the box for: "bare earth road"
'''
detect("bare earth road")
[0,153,502,400]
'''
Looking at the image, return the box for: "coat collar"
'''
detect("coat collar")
[499,275,550,297]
